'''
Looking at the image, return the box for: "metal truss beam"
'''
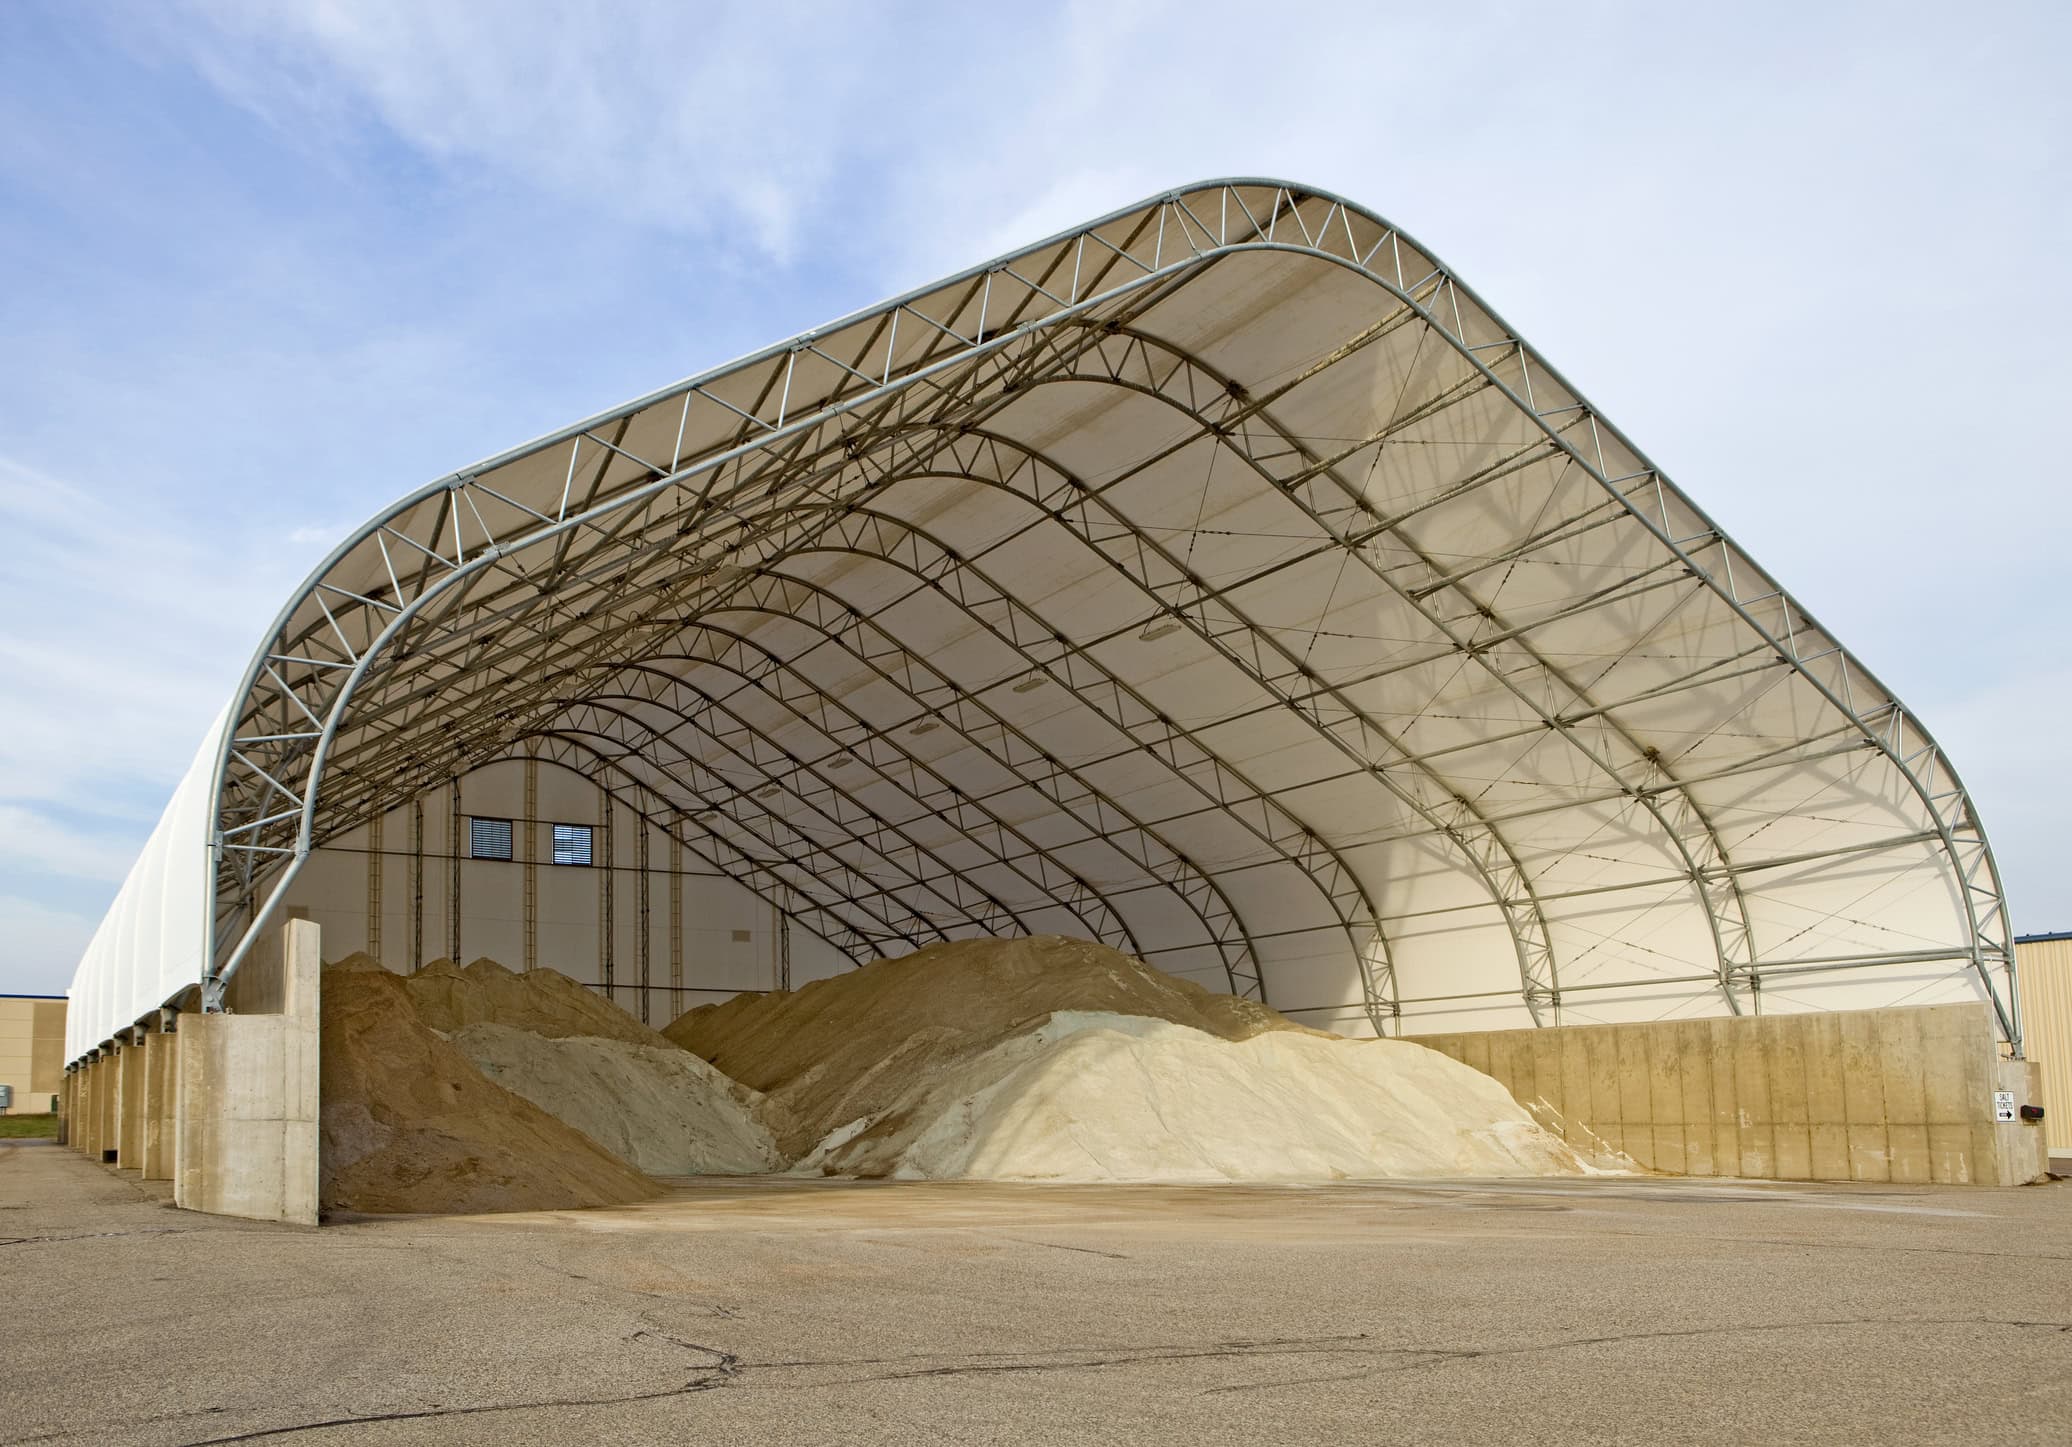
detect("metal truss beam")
[577,654,1155,961]
[193,180,2013,1048]
[648,576,1258,996]
[844,425,1566,1019]
[985,321,1762,1017]
[523,730,894,961]
[545,702,1017,950]
[788,504,1397,1020]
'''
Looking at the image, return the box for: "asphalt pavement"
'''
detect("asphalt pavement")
[4,1139,2068,1445]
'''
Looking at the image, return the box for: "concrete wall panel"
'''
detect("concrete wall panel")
[173,920,319,1225]
[1410,1001,2048,1186]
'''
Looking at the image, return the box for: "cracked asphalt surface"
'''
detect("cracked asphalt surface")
[5,1139,2068,1444]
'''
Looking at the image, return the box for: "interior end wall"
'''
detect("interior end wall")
[281,758,839,1023]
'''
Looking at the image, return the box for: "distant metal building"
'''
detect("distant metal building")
[2015,934,2072,1156]
[0,995,66,1115]
[62,179,2020,1066]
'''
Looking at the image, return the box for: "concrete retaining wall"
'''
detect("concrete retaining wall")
[59,920,319,1225]
[174,919,319,1224]
[1409,1001,2049,1185]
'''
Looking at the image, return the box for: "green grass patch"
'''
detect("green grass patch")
[0,1114,60,1138]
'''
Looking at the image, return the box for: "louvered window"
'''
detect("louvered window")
[467,816,513,861]
[551,822,593,866]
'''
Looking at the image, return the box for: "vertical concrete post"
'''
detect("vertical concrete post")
[174,918,320,1224]
[96,1051,117,1161]
[74,1063,94,1155]
[117,1033,146,1168]
[92,1058,109,1156]
[85,1060,97,1151]
[1994,1058,2048,1187]
[141,1018,179,1182]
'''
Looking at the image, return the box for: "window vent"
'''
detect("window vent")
[551,823,594,866]
[468,817,513,861]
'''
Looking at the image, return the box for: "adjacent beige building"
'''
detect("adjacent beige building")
[2015,933,2071,1159]
[1,995,66,1115]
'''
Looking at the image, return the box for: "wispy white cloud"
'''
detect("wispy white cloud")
[1922,665,2072,932]
[0,454,309,988]
[0,804,138,886]
[286,522,353,548]
[157,2,2072,644]
[0,895,98,997]
[0,456,264,805]
[172,0,1001,262]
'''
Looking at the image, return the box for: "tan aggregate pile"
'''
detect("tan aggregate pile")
[404,957,673,1048]
[448,1024,785,1176]
[799,1010,1587,1181]
[670,935,1588,1182]
[665,935,1306,1157]
[319,955,660,1214]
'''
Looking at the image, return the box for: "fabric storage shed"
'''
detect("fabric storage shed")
[65,178,2021,1064]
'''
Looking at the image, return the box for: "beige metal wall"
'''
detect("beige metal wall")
[2014,935,2072,1155]
[1409,1001,2047,1185]
[282,755,851,1027]
[0,996,66,1114]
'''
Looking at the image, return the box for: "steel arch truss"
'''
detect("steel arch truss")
[200,179,2018,1046]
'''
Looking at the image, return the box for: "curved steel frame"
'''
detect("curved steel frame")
[184,178,2017,1050]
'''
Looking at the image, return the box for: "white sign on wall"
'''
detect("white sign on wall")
[1993,1090,2017,1123]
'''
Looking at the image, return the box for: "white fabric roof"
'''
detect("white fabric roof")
[66,180,2020,1062]
[65,710,224,1062]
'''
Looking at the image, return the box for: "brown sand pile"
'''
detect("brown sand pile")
[320,955,660,1214]
[664,935,1313,1157]
[404,957,674,1049]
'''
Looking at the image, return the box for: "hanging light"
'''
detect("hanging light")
[1011,674,1048,694]
[1140,617,1182,641]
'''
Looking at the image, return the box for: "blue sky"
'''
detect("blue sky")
[3,0,2068,996]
